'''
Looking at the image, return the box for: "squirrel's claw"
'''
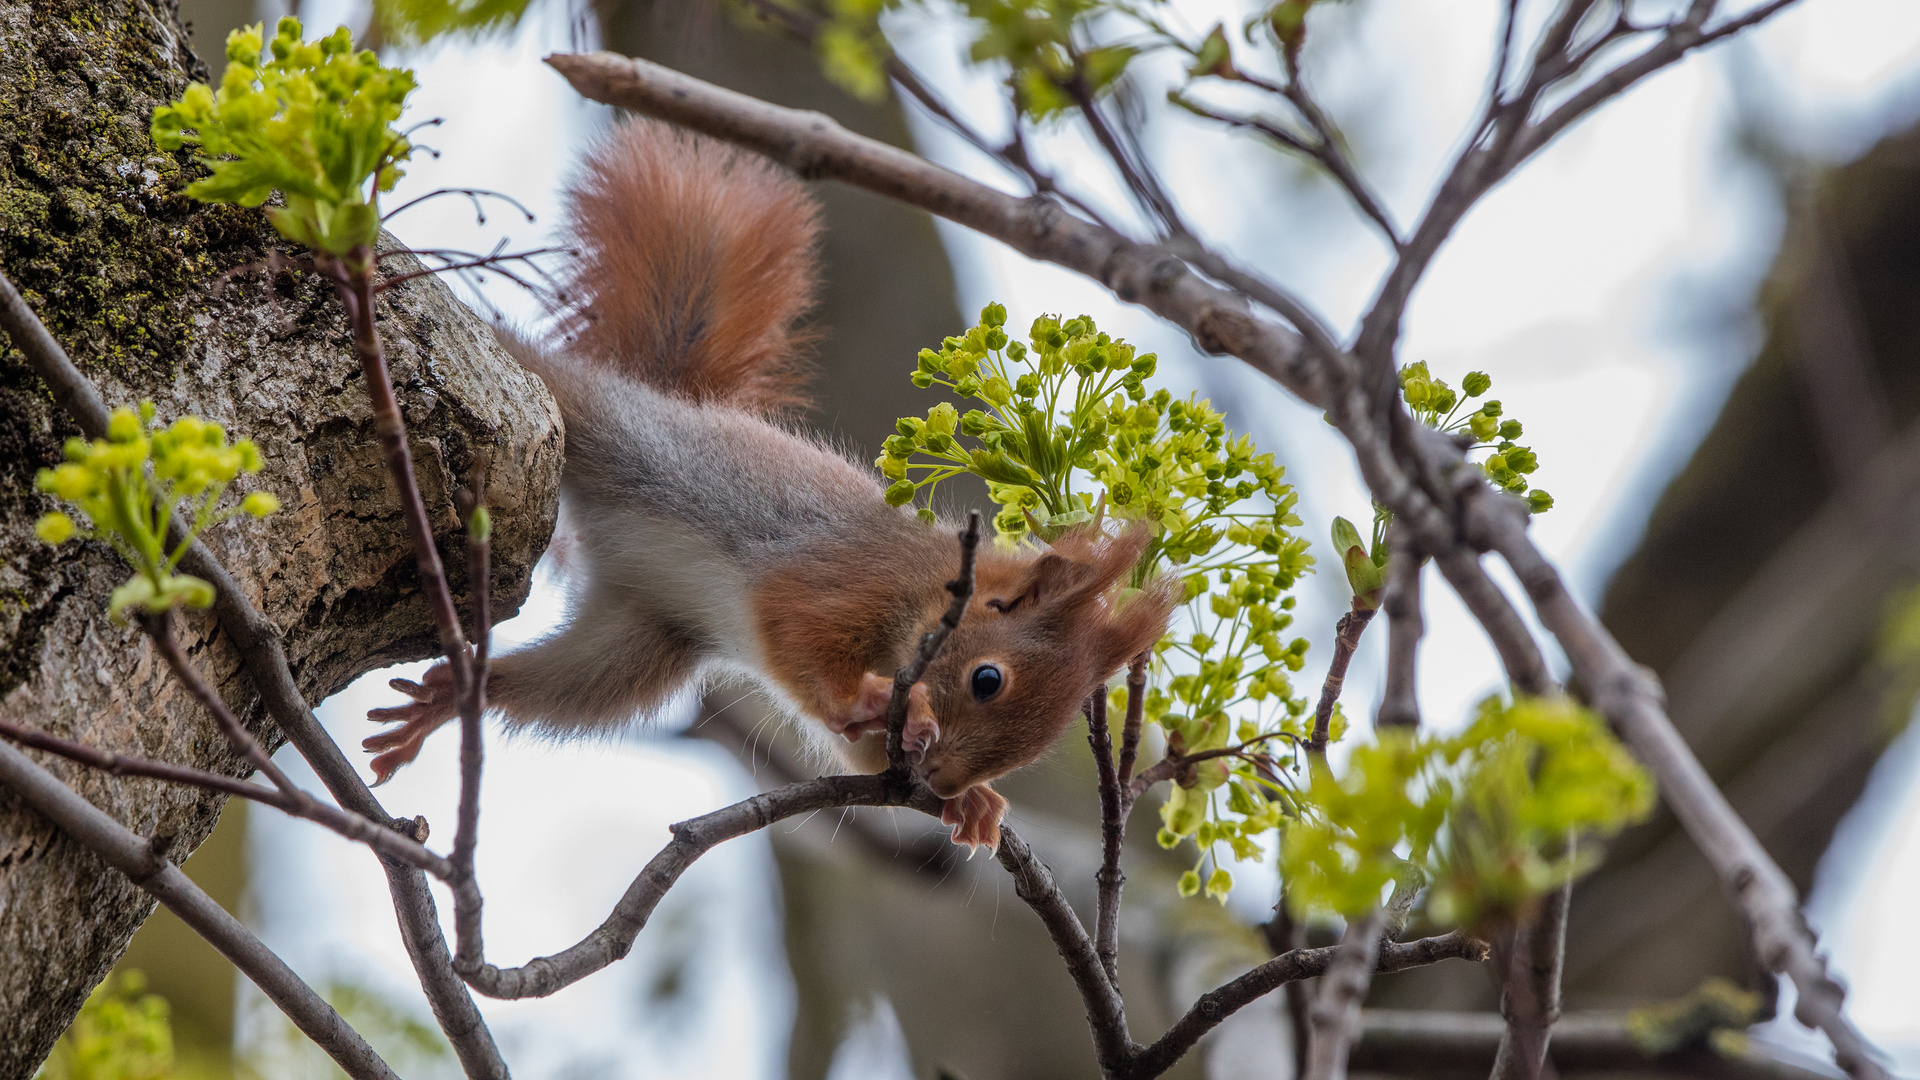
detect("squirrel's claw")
[903,683,939,763]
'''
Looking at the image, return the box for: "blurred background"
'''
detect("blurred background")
[87,0,1920,1076]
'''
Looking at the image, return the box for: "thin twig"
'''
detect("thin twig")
[336,266,475,700]
[381,187,537,226]
[1117,657,1147,789]
[1064,71,1190,239]
[451,464,491,976]
[1124,736,1296,801]
[1168,96,1400,248]
[459,773,939,998]
[1087,691,1125,987]
[374,247,569,294]
[1308,597,1378,755]
[140,610,298,797]
[885,511,982,769]
[0,739,401,1080]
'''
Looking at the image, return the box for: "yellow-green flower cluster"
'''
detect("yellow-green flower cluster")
[1399,362,1552,513]
[36,403,280,623]
[151,18,416,261]
[1423,694,1654,930]
[886,304,1315,901]
[1283,694,1653,924]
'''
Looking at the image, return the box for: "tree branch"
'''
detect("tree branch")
[1308,598,1378,754]
[0,738,400,1080]
[1131,930,1489,1078]
[1354,1007,1845,1080]
[1278,82,1401,248]
[1087,691,1126,987]
[451,469,491,977]
[1376,527,1424,729]
[457,773,935,998]
[1478,500,1891,1080]
[1064,71,1191,239]
[1303,910,1388,1080]
[1117,657,1147,789]
[1490,879,1569,1080]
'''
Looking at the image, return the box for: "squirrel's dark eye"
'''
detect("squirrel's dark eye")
[969,663,1004,702]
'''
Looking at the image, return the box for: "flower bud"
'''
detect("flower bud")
[36,512,75,545]
[107,408,141,443]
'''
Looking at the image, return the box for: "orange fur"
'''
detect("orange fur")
[754,524,1177,813]
[555,118,822,414]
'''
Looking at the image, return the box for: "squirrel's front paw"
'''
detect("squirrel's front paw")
[940,783,1008,854]
[364,664,459,785]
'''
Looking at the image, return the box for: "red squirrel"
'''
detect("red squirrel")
[365,119,1175,851]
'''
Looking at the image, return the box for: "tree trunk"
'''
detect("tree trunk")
[0,0,563,1074]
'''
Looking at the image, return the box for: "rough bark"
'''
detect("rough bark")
[0,0,563,1073]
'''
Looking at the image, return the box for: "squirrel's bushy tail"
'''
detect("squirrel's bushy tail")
[552,118,822,414]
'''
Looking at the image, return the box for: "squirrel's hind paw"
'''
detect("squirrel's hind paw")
[363,666,458,784]
[941,783,1008,854]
